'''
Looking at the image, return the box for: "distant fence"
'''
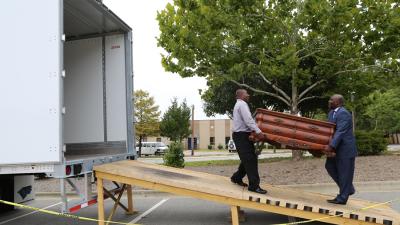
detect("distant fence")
[389,133,400,144]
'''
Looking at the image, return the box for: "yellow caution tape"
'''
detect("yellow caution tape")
[0,199,140,225]
[273,197,400,225]
[1,196,399,225]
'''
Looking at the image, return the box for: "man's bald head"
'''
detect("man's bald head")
[236,89,245,98]
[329,94,345,109]
[332,94,344,104]
[235,89,250,102]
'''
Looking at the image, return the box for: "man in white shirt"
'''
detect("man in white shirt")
[230,89,267,194]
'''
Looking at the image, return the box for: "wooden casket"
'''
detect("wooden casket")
[251,108,335,152]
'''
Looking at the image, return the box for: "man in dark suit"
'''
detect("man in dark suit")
[323,94,357,205]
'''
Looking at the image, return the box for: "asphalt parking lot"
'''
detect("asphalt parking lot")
[0,190,399,225]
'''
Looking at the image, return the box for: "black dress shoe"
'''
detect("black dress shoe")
[350,190,356,195]
[231,178,248,187]
[327,198,346,205]
[248,187,267,194]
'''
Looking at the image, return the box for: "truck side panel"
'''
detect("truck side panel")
[0,0,62,164]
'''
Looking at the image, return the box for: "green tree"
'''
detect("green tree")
[157,0,399,160]
[134,90,161,155]
[364,88,400,133]
[160,98,191,142]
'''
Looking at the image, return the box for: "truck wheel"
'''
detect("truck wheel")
[0,175,14,212]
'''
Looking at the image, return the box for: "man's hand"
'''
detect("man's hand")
[256,132,265,141]
[323,145,336,157]
[324,145,334,152]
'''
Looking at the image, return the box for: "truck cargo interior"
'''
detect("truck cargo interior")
[63,0,133,163]
[0,0,134,214]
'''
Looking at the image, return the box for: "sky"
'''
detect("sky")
[102,0,228,120]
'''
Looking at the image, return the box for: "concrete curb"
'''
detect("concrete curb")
[36,180,400,197]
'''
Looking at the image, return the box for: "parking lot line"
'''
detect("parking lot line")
[128,198,169,224]
[0,202,61,225]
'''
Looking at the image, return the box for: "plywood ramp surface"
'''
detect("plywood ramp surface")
[94,160,400,225]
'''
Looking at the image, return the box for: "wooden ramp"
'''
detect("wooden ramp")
[94,160,400,225]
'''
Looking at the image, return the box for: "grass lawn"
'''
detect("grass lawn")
[188,149,228,152]
[184,155,317,167]
[184,157,290,167]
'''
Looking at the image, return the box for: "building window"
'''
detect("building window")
[210,137,215,146]
[156,137,161,142]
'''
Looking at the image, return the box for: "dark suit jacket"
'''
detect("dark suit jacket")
[328,107,357,159]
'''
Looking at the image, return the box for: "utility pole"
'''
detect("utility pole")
[191,105,195,156]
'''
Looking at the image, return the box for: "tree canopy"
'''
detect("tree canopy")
[157,0,399,115]
[157,0,400,159]
[160,98,191,142]
[134,90,161,154]
[364,88,400,133]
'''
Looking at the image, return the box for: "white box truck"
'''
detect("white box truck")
[0,0,135,213]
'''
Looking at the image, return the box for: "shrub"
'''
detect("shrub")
[355,130,387,156]
[217,144,224,150]
[207,145,213,150]
[163,142,185,168]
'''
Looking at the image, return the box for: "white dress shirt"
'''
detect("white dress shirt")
[232,99,262,134]
[333,107,341,119]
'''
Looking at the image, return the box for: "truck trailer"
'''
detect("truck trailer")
[0,0,135,213]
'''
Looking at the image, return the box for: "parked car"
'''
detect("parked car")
[227,139,237,153]
[136,142,168,156]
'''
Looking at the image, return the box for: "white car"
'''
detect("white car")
[227,139,236,153]
[136,142,168,156]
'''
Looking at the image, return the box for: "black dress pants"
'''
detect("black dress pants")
[231,132,260,190]
[325,157,355,202]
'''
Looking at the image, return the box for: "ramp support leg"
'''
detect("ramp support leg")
[97,177,105,225]
[106,184,127,225]
[231,205,240,225]
[126,185,135,215]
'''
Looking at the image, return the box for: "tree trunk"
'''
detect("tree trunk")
[291,71,303,161]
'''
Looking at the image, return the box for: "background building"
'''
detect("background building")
[143,119,233,150]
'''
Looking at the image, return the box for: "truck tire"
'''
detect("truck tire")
[0,175,14,212]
